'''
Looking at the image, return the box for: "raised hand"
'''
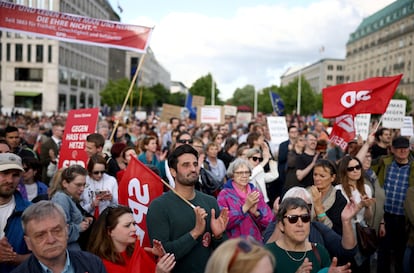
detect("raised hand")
[156,253,176,273]
[327,257,351,273]
[210,207,229,238]
[294,257,312,273]
[190,206,207,239]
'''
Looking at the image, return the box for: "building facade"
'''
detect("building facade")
[345,0,414,104]
[0,0,170,114]
[280,58,345,93]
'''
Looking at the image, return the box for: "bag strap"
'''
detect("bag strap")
[312,243,321,268]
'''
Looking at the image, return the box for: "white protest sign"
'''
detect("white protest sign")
[197,106,223,124]
[382,99,406,128]
[401,116,414,136]
[354,114,371,141]
[223,105,237,116]
[236,112,252,126]
[267,116,288,145]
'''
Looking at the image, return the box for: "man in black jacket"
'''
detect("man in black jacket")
[11,201,107,273]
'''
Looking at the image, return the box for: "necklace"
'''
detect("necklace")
[284,249,308,262]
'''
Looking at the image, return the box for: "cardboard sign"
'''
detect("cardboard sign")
[197,106,224,124]
[192,95,205,108]
[354,114,371,141]
[223,105,238,116]
[382,99,406,128]
[267,116,288,145]
[59,108,99,169]
[160,103,182,123]
[401,116,414,136]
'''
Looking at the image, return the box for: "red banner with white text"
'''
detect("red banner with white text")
[322,74,402,118]
[118,157,163,247]
[0,2,153,53]
[58,108,99,169]
[329,114,356,151]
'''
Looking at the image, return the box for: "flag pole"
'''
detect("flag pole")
[110,54,147,142]
[373,115,384,132]
[160,178,195,209]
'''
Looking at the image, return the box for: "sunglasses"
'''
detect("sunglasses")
[177,139,193,144]
[228,240,253,271]
[249,156,263,162]
[283,214,311,224]
[346,165,361,172]
[92,170,105,175]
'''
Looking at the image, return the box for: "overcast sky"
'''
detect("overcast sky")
[109,0,395,100]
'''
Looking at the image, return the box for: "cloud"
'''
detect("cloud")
[133,0,395,100]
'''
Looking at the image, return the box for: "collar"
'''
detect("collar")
[39,250,72,273]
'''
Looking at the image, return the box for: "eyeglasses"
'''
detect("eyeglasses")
[249,156,263,162]
[92,170,105,175]
[346,165,361,172]
[234,171,251,176]
[228,240,253,271]
[177,139,193,144]
[283,214,311,224]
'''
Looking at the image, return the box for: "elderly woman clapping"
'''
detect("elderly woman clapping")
[217,158,274,242]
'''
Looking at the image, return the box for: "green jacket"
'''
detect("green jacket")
[371,155,414,188]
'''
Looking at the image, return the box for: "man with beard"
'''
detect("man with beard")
[0,153,31,273]
[11,201,107,273]
[147,144,229,273]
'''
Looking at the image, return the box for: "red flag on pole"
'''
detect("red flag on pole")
[322,74,402,118]
[329,114,356,151]
[127,240,156,273]
[118,157,163,248]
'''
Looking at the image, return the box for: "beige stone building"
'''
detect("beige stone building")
[280,58,345,93]
[345,0,414,104]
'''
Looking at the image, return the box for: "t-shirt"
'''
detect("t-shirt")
[0,196,15,238]
[265,242,331,273]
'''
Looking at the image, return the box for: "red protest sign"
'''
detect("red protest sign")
[59,108,99,169]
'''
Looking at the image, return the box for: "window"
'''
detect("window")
[27,45,31,62]
[70,73,79,86]
[336,65,343,71]
[48,45,52,63]
[15,68,43,82]
[15,44,23,62]
[80,74,87,87]
[327,75,333,81]
[327,65,333,70]
[36,45,43,62]
[6,43,11,61]
[59,69,68,84]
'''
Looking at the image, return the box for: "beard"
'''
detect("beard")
[176,172,199,187]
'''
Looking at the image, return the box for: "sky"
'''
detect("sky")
[108,0,396,100]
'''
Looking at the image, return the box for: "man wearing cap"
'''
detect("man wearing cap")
[0,153,31,273]
[372,136,414,273]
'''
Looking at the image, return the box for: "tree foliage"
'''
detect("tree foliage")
[229,85,256,111]
[189,73,223,105]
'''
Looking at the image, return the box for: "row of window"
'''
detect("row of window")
[0,43,52,63]
[327,65,343,71]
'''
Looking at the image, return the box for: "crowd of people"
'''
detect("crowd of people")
[0,110,414,273]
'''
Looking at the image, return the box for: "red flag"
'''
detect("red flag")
[322,74,402,118]
[127,240,156,273]
[118,157,163,248]
[329,114,356,151]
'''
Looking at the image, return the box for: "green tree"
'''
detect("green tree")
[229,85,256,111]
[189,73,223,105]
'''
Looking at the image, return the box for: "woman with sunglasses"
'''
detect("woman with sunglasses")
[87,205,175,273]
[80,154,118,217]
[205,237,275,273]
[308,159,347,235]
[217,158,274,242]
[138,135,167,179]
[246,147,278,204]
[265,197,335,273]
[335,155,375,273]
[49,165,92,250]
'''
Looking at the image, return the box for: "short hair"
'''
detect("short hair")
[246,132,261,147]
[140,135,157,152]
[277,197,310,223]
[204,238,275,273]
[288,125,298,132]
[245,148,261,159]
[168,144,198,171]
[223,137,238,152]
[88,205,134,264]
[314,159,337,177]
[87,154,107,174]
[52,121,65,128]
[375,127,390,141]
[227,158,252,178]
[306,132,318,140]
[21,201,66,233]
[5,126,18,135]
[176,131,192,142]
[204,141,218,153]
[282,187,313,217]
[86,133,105,148]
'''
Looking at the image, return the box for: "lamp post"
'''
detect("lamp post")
[297,69,301,115]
